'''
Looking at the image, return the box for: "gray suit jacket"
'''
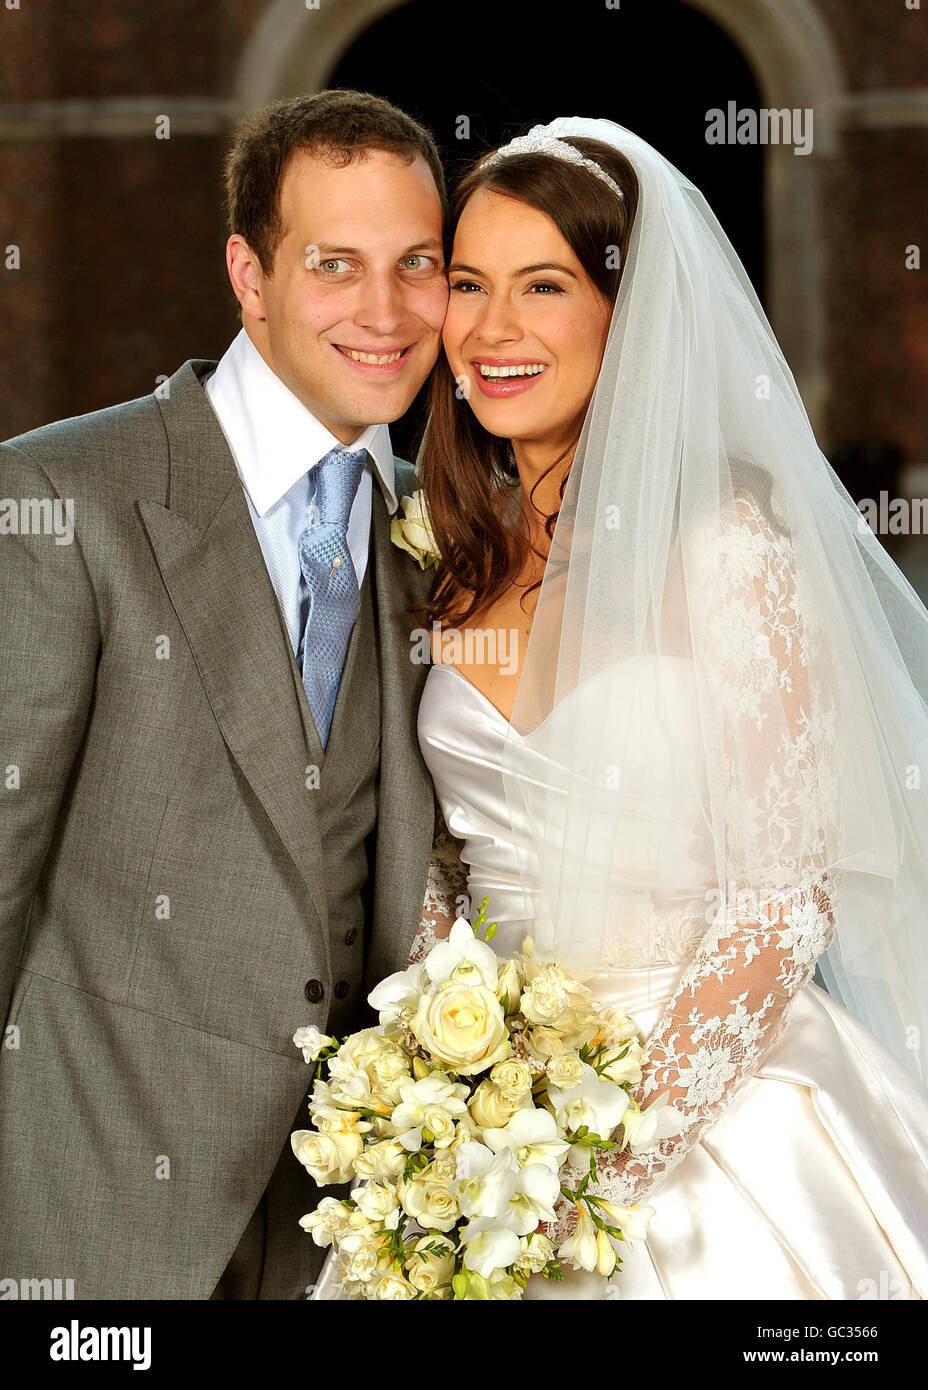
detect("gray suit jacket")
[0,360,435,1297]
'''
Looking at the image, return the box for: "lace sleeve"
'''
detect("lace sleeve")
[406,794,470,965]
[598,493,840,1206]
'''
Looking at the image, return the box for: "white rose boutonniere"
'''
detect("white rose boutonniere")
[390,490,440,570]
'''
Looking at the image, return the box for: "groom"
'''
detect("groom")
[0,90,446,1298]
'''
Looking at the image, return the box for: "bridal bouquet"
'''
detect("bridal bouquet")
[291,900,675,1300]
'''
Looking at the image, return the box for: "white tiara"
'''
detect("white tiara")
[479,126,625,202]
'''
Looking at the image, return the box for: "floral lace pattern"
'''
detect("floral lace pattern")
[590,494,842,1208]
[407,795,470,965]
[598,901,708,968]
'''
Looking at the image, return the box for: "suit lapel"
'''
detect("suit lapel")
[139,361,332,978]
[368,468,436,982]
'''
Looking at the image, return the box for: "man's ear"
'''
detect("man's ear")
[226,235,267,323]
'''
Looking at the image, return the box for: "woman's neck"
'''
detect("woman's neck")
[512,437,574,545]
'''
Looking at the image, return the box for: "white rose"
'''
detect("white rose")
[546,1051,585,1088]
[490,1058,533,1103]
[390,490,440,570]
[405,1234,455,1294]
[419,1154,450,1190]
[410,982,510,1075]
[338,1228,385,1284]
[298,1196,352,1247]
[373,1271,415,1299]
[368,1047,411,1102]
[398,1173,460,1232]
[354,1179,400,1229]
[468,1079,524,1130]
[353,1137,407,1180]
[291,1128,362,1185]
[292,1025,335,1063]
[520,972,570,1026]
[595,1005,640,1045]
[423,1104,458,1147]
[515,1232,554,1275]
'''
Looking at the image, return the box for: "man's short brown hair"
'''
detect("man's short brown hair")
[224,88,446,275]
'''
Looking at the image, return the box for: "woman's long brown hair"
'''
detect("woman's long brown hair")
[419,138,639,628]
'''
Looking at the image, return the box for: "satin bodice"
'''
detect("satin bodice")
[417,656,717,1030]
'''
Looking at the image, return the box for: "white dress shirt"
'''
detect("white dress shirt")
[204,327,398,657]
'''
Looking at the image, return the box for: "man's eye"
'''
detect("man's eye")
[319,259,351,274]
[402,255,438,273]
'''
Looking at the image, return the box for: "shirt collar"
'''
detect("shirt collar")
[205,327,398,517]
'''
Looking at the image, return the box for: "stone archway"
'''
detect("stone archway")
[235,0,848,436]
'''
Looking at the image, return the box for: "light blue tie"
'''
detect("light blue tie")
[298,446,367,748]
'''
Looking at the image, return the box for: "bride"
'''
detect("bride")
[325,118,928,1299]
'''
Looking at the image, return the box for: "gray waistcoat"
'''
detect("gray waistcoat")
[293,543,381,1036]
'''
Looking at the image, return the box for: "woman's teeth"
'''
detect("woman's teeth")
[341,348,405,364]
[476,363,546,378]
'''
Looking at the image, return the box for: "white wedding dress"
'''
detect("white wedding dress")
[416,655,928,1300]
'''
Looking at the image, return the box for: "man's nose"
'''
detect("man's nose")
[355,274,406,337]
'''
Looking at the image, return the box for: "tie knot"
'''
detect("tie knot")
[310,447,367,532]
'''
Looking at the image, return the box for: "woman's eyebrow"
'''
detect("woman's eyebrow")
[448,261,577,278]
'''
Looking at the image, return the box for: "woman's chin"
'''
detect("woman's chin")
[466,401,571,449]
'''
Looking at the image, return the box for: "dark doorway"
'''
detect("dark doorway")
[330,0,764,462]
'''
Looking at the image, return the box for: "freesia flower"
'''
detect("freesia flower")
[460,1220,522,1279]
[292,1025,335,1063]
[367,963,426,1022]
[595,1226,620,1277]
[506,1162,561,1235]
[455,1141,519,1221]
[621,1092,685,1152]
[557,1202,599,1273]
[549,1062,630,1138]
[390,1073,469,1151]
[481,1106,570,1172]
[595,1198,655,1243]
[423,915,499,990]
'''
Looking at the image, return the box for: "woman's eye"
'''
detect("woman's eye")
[528,281,564,294]
[450,279,483,294]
